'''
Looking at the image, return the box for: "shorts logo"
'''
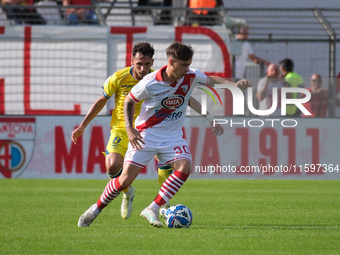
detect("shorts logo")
[161,95,184,109]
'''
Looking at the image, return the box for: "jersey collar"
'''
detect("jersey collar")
[130,66,152,80]
[156,65,178,87]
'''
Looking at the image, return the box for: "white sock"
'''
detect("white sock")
[124,186,133,196]
[92,203,102,214]
[148,201,160,211]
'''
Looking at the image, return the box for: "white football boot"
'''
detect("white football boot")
[140,207,163,228]
[78,203,101,227]
[121,185,135,219]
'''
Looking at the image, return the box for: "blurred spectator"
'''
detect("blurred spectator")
[137,0,173,25]
[137,0,148,6]
[235,25,270,80]
[155,0,172,25]
[302,74,340,117]
[256,63,284,116]
[136,0,151,14]
[336,71,340,116]
[2,0,46,25]
[185,0,222,26]
[279,58,304,117]
[63,0,99,25]
[303,74,327,117]
[36,0,64,25]
[336,71,340,95]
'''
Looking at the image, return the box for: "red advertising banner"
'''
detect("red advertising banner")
[1,116,339,179]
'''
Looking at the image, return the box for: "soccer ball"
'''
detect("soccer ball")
[165,204,193,228]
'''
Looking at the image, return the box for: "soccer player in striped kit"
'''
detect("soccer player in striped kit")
[78,42,251,227]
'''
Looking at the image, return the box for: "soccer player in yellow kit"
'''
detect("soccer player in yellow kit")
[71,42,172,219]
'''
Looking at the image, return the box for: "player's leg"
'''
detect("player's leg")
[105,152,135,219]
[153,159,191,207]
[105,129,127,178]
[158,165,173,189]
[105,129,135,219]
[77,163,142,227]
[105,152,124,178]
[141,159,191,228]
[155,154,173,211]
[158,126,184,215]
[77,143,157,227]
[157,165,173,217]
[98,163,142,208]
[141,140,192,227]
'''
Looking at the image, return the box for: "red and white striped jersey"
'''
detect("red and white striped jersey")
[129,65,208,144]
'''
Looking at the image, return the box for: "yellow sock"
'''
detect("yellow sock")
[158,165,173,188]
[122,187,129,194]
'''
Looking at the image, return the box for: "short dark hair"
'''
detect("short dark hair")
[132,42,155,58]
[166,42,194,61]
[279,58,294,72]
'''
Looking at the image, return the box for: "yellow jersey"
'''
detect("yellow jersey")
[103,66,153,129]
[285,72,304,115]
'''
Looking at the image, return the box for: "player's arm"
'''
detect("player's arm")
[256,78,269,101]
[124,95,145,150]
[188,96,224,136]
[207,76,252,90]
[249,53,270,66]
[71,94,108,145]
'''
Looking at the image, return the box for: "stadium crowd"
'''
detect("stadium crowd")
[1,0,339,117]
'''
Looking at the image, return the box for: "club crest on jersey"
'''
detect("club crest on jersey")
[161,95,185,109]
[181,84,188,93]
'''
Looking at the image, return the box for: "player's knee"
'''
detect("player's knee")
[107,162,122,176]
[177,161,192,175]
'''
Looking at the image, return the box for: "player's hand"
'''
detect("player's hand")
[236,79,252,90]
[210,123,224,136]
[71,125,85,145]
[126,127,145,150]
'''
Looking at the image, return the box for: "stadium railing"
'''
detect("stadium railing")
[0,1,245,28]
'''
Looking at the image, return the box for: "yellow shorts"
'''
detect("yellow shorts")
[105,128,129,158]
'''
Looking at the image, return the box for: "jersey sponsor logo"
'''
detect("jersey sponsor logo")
[155,110,183,121]
[161,95,184,109]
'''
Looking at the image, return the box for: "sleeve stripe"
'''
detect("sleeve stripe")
[103,90,110,99]
[129,92,140,103]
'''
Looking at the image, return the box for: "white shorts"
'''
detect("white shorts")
[124,138,192,168]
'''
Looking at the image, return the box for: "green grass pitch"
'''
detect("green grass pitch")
[1,179,339,255]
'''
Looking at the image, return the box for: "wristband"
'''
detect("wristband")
[205,113,214,123]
